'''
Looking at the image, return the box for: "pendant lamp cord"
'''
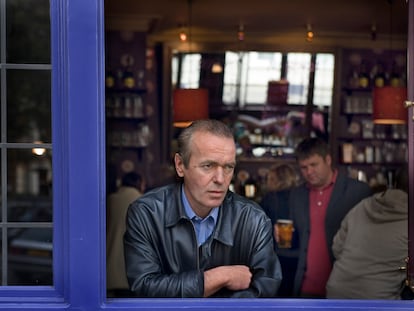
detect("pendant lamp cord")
[388,0,393,52]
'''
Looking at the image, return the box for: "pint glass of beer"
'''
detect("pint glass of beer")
[276,219,294,248]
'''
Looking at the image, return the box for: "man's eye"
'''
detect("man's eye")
[223,165,235,174]
[202,164,213,170]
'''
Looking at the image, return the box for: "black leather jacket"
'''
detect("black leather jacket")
[124,183,282,298]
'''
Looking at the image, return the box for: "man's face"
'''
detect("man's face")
[175,131,236,218]
[298,153,333,189]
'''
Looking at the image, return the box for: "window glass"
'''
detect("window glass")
[223,51,240,104]
[0,0,51,286]
[239,52,282,105]
[222,51,332,107]
[6,0,51,64]
[286,53,311,105]
[180,54,201,88]
[7,149,52,222]
[7,227,53,285]
[171,55,178,88]
[314,53,335,107]
[7,69,51,143]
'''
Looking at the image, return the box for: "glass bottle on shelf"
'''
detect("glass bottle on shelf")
[348,67,360,89]
[373,62,386,88]
[358,61,370,89]
[244,175,257,199]
[105,69,115,89]
[133,95,144,118]
[389,62,401,87]
[122,67,136,89]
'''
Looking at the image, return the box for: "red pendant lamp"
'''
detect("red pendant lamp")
[372,86,407,124]
[372,1,408,125]
[173,88,209,128]
[172,0,209,128]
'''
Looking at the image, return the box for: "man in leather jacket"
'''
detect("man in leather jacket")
[124,119,282,298]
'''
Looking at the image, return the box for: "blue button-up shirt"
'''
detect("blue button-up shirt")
[182,186,219,246]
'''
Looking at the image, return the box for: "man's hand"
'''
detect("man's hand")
[203,265,252,297]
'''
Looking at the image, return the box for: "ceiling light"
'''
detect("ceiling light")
[306,24,314,42]
[179,25,187,42]
[179,32,187,42]
[238,23,245,41]
[211,62,223,73]
[32,141,46,156]
[371,23,377,41]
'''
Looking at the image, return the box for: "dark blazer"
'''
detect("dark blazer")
[124,183,282,298]
[289,172,372,296]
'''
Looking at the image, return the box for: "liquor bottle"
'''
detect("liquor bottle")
[105,69,115,89]
[244,175,257,199]
[373,62,386,87]
[348,68,360,88]
[389,62,401,87]
[358,61,370,88]
[122,67,135,89]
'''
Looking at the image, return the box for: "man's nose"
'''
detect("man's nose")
[213,166,225,183]
[303,167,312,175]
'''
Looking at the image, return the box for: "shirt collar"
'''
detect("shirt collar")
[308,169,338,191]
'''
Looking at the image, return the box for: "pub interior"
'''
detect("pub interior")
[104,0,409,200]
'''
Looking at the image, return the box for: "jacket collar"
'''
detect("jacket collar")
[165,183,233,246]
[213,194,233,246]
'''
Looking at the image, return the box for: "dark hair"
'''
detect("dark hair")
[177,119,234,167]
[121,172,143,188]
[295,137,330,161]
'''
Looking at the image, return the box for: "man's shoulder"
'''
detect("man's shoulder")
[333,173,372,208]
[130,184,177,211]
[338,172,371,192]
[224,191,267,217]
[142,183,176,198]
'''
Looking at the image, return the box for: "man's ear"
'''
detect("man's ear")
[174,153,184,177]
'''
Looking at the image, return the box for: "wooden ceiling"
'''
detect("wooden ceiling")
[105,0,409,50]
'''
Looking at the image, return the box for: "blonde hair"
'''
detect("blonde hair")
[266,163,298,192]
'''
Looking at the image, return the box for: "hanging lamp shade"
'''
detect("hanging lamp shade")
[173,88,209,128]
[372,86,407,124]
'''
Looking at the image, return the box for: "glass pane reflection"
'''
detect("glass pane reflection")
[8,228,52,285]
[7,70,51,143]
[6,0,50,64]
[7,149,52,222]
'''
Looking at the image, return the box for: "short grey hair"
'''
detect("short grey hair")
[177,119,234,167]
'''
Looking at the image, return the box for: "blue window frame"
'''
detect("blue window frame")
[0,0,412,310]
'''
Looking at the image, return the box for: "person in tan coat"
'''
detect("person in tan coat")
[106,172,145,297]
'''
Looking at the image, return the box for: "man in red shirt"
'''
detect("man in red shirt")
[288,137,371,298]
